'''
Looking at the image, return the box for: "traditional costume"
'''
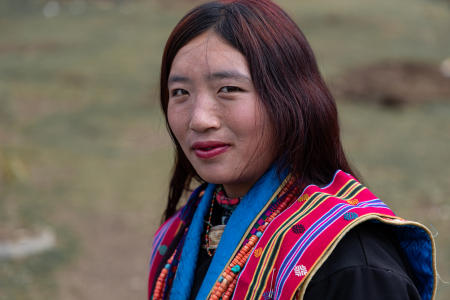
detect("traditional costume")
[148,165,436,299]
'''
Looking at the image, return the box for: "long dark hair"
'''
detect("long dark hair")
[160,0,356,221]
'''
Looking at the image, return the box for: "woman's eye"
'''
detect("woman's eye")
[171,89,188,97]
[219,86,243,93]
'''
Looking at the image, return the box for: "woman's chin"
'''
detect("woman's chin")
[197,173,234,185]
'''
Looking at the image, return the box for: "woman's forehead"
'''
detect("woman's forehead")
[169,32,250,79]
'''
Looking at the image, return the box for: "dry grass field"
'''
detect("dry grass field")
[0,0,449,299]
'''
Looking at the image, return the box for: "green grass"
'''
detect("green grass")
[0,0,449,299]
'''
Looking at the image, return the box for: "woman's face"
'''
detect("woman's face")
[167,31,276,197]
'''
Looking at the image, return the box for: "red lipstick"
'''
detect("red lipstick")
[192,141,230,159]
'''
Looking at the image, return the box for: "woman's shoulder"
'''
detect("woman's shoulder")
[304,221,421,299]
[312,221,413,280]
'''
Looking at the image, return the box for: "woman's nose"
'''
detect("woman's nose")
[189,94,220,132]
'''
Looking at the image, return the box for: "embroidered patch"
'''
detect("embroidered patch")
[158,245,168,255]
[263,290,273,300]
[294,265,308,277]
[292,224,305,234]
[347,198,359,205]
[343,212,358,221]
[298,194,309,202]
[254,247,263,258]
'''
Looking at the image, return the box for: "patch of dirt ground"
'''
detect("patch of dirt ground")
[329,60,450,107]
[54,208,159,300]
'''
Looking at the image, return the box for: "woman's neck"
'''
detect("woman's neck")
[222,180,257,198]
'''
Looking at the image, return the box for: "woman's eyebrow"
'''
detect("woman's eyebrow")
[168,75,191,84]
[208,71,251,82]
[168,71,251,84]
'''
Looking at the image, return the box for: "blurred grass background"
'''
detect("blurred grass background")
[0,0,448,299]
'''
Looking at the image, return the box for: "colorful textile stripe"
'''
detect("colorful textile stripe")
[149,210,181,271]
[148,170,436,300]
[233,171,396,299]
[148,210,183,292]
[148,185,205,299]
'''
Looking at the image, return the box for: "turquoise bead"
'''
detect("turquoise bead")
[231,265,241,274]
[218,275,224,283]
[164,263,171,269]
[159,245,168,255]
[256,231,263,238]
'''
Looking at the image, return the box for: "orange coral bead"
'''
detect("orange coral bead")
[221,279,228,288]
[207,180,299,299]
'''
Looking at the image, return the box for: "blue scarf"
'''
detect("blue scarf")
[169,164,288,299]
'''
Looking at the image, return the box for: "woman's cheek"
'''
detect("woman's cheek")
[167,109,183,141]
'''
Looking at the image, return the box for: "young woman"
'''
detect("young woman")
[148,1,436,299]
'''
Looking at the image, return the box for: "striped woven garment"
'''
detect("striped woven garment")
[148,169,436,300]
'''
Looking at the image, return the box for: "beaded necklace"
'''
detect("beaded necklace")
[215,185,241,208]
[151,178,299,300]
[208,178,299,300]
[205,187,241,256]
[152,227,188,300]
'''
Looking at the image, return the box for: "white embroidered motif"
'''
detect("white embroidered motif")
[294,265,308,277]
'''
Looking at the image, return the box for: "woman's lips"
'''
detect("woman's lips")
[192,141,230,159]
